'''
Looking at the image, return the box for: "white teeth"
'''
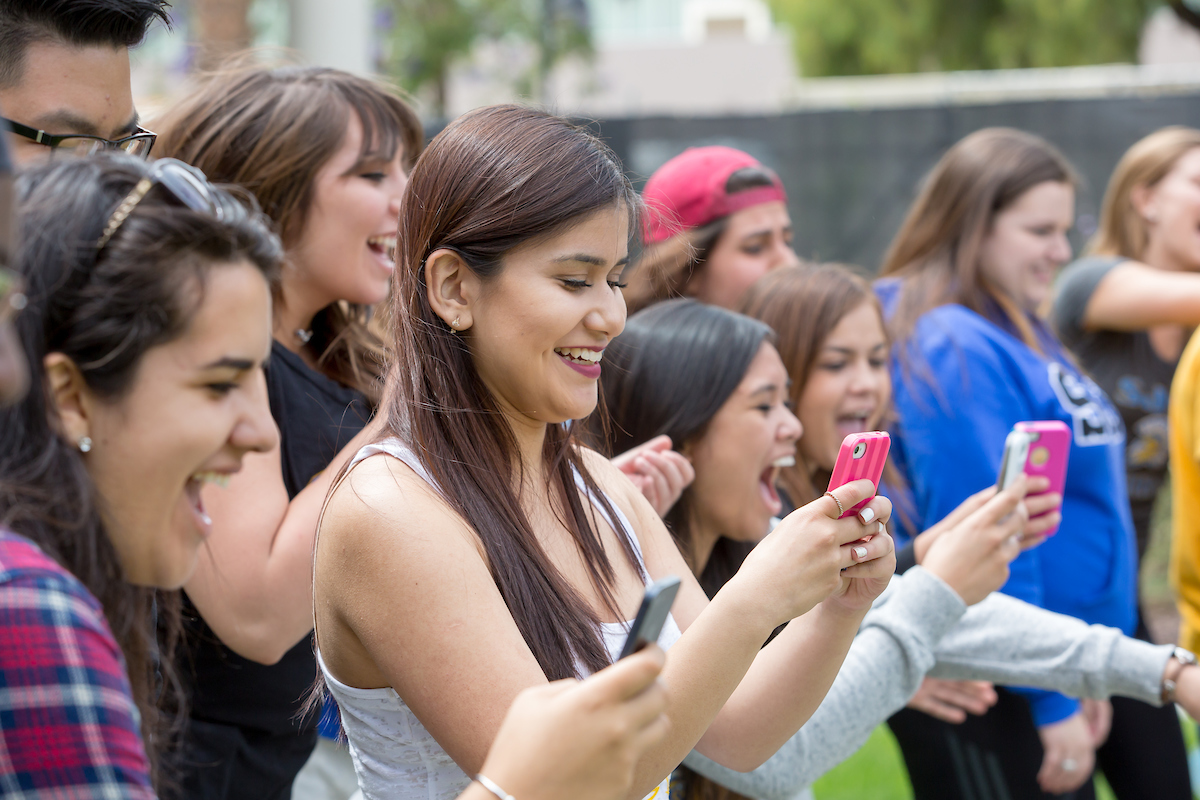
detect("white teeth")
[367,235,398,260]
[555,347,603,363]
[191,471,231,489]
[773,456,796,468]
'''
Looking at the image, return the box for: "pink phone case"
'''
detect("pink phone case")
[1012,420,1071,536]
[827,431,891,518]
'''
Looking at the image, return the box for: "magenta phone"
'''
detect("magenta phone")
[997,420,1070,536]
[619,576,681,659]
[827,431,891,519]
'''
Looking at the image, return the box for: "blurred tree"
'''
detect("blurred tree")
[380,0,590,118]
[771,0,1157,77]
[192,0,255,70]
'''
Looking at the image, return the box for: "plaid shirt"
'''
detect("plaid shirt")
[0,528,154,798]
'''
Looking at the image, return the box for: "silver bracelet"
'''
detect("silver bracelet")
[475,774,516,800]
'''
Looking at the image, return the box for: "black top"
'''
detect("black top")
[1052,256,1175,558]
[181,340,371,735]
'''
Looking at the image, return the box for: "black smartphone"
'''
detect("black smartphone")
[618,576,681,659]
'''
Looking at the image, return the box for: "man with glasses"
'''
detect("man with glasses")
[0,0,170,165]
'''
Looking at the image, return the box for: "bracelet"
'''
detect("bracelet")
[1161,646,1197,704]
[475,774,516,800]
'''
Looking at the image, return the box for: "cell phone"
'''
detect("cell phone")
[618,576,681,659]
[996,420,1071,535]
[826,431,891,519]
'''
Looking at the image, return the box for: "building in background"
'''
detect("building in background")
[445,0,796,118]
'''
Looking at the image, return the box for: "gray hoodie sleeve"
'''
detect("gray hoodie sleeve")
[926,591,1172,703]
[683,567,965,800]
[683,569,1174,800]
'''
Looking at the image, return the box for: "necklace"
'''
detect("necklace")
[295,328,313,345]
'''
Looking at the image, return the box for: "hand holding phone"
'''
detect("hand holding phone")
[827,432,891,518]
[997,421,1070,536]
[619,576,681,659]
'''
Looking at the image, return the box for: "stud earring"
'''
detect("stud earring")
[451,317,461,330]
[78,436,93,454]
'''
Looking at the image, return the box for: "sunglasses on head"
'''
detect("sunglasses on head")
[97,158,243,250]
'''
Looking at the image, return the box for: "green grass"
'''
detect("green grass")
[811,725,911,800]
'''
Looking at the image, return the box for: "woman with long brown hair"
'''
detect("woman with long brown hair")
[312,104,898,800]
[152,64,421,798]
[878,127,1191,799]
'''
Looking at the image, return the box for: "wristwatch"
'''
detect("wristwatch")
[1161,646,1197,704]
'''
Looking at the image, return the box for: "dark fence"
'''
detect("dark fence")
[586,89,1200,272]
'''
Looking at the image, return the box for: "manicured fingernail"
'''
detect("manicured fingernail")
[878,521,886,535]
[854,546,868,560]
[859,507,875,524]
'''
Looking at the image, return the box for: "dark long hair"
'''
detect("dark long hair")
[155,62,423,404]
[385,104,644,679]
[0,154,282,786]
[597,299,771,800]
[599,299,773,579]
[881,128,1077,358]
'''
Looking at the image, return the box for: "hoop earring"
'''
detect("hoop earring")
[78,436,93,454]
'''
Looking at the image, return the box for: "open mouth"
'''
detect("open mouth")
[367,235,397,267]
[758,465,783,516]
[836,413,873,439]
[184,471,231,536]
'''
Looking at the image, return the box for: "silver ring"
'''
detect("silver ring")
[824,491,846,516]
[1061,758,1079,772]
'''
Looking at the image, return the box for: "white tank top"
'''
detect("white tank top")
[317,438,680,800]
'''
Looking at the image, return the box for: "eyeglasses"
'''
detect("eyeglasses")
[0,269,26,327]
[3,116,156,159]
[98,158,242,250]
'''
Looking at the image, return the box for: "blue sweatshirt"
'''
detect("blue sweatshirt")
[877,278,1138,727]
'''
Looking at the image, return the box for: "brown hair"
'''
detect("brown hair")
[741,264,910,524]
[626,166,781,313]
[880,128,1077,357]
[385,105,644,680]
[154,62,422,403]
[4,153,282,788]
[1090,126,1200,260]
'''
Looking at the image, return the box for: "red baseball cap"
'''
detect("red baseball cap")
[642,146,787,245]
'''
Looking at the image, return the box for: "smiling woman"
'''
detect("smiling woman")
[0,153,281,794]
[152,64,423,798]
[312,105,898,800]
[878,128,1193,800]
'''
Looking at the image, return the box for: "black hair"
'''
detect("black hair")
[0,152,280,788]
[0,0,171,88]
[596,298,772,800]
[598,298,773,570]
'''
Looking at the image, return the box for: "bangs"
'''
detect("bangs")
[344,86,420,171]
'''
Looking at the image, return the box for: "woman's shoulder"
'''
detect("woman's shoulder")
[902,303,1023,368]
[320,441,486,571]
[577,446,641,510]
[0,529,121,658]
[0,529,99,605]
